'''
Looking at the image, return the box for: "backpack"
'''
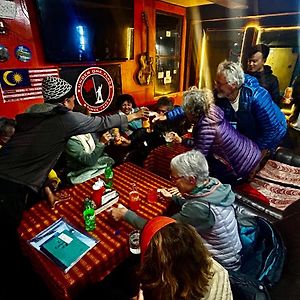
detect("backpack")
[229,214,286,299]
[229,270,271,300]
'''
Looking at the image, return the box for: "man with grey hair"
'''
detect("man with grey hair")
[215,60,287,153]
[111,149,242,271]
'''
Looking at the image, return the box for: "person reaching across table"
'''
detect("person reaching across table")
[152,87,262,184]
[112,149,242,271]
[0,76,147,299]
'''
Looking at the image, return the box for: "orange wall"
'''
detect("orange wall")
[0,0,186,118]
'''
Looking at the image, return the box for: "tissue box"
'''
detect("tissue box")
[95,189,119,215]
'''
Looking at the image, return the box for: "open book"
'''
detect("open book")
[28,217,98,273]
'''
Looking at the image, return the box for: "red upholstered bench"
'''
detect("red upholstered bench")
[143,144,189,179]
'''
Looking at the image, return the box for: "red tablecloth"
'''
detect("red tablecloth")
[143,144,189,179]
[18,162,172,300]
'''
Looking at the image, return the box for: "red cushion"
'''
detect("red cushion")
[235,183,270,205]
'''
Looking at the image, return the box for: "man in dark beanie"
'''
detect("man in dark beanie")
[0,76,146,298]
[247,43,281,106]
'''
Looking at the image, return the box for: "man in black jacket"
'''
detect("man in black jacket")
[247,44,281,106]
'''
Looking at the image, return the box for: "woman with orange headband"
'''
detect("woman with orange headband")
[136,216,232,300]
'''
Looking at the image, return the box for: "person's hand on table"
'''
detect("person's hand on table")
[159,187,181,199]
[111,207,128,221]
[159,188,174,200]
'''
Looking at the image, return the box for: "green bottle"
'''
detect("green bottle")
[83,199,96,231]
[104,166,114,189]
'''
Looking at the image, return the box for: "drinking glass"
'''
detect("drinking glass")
[129,230,141,254]
[129,190,140,211]
[147,188,158,203]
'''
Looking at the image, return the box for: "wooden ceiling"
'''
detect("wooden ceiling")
[161,0,248,9]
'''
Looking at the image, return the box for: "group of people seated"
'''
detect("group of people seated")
[0,44,297,299]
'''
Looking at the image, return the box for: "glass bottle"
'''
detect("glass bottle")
[104,166,114,189]
[83,199,96,231]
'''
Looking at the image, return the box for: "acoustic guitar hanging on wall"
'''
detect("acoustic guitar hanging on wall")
[137,12,154,86]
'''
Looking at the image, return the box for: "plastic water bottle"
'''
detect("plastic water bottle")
[104,166,114,189]
[83,198,96,231]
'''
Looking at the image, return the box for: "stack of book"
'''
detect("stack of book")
[95,189,119,215]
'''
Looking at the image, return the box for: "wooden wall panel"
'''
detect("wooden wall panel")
[0,0,186,118]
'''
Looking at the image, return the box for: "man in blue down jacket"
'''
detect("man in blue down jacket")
[0,76,146,298]
[214,60,287,153]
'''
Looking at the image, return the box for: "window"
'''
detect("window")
[155,13,182,96]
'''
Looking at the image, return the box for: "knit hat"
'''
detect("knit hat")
[42,76,72,102]
[140,216,175,260]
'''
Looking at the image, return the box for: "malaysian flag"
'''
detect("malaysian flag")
[0,68,59,103]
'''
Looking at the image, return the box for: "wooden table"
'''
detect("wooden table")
[18,162,172,300]
[143,143,189,179]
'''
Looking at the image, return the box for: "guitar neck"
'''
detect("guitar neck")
[146,27,149,60]
[144,12,150,61]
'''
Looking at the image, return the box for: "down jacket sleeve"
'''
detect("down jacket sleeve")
[250,87,287,150]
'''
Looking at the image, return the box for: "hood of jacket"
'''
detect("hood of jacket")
[186,177,236,207]
[15,103,69,132]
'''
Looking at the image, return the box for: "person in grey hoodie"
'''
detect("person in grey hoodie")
[0,76,147,299]
[111,149,242,271]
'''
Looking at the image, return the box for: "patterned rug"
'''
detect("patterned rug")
[250,177,300,211]
[256,159,300,188]
[235,159,300,213]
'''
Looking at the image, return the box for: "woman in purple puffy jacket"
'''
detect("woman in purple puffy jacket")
[166,87,262,184]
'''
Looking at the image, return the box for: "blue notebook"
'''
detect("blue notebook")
[40,229,89,270]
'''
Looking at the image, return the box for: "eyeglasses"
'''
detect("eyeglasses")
[169,174,184,182]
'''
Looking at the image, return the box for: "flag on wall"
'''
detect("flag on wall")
[0,68,59,102]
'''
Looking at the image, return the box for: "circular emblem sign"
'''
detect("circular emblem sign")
[15,45,32,62]
[75,67,114,114]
